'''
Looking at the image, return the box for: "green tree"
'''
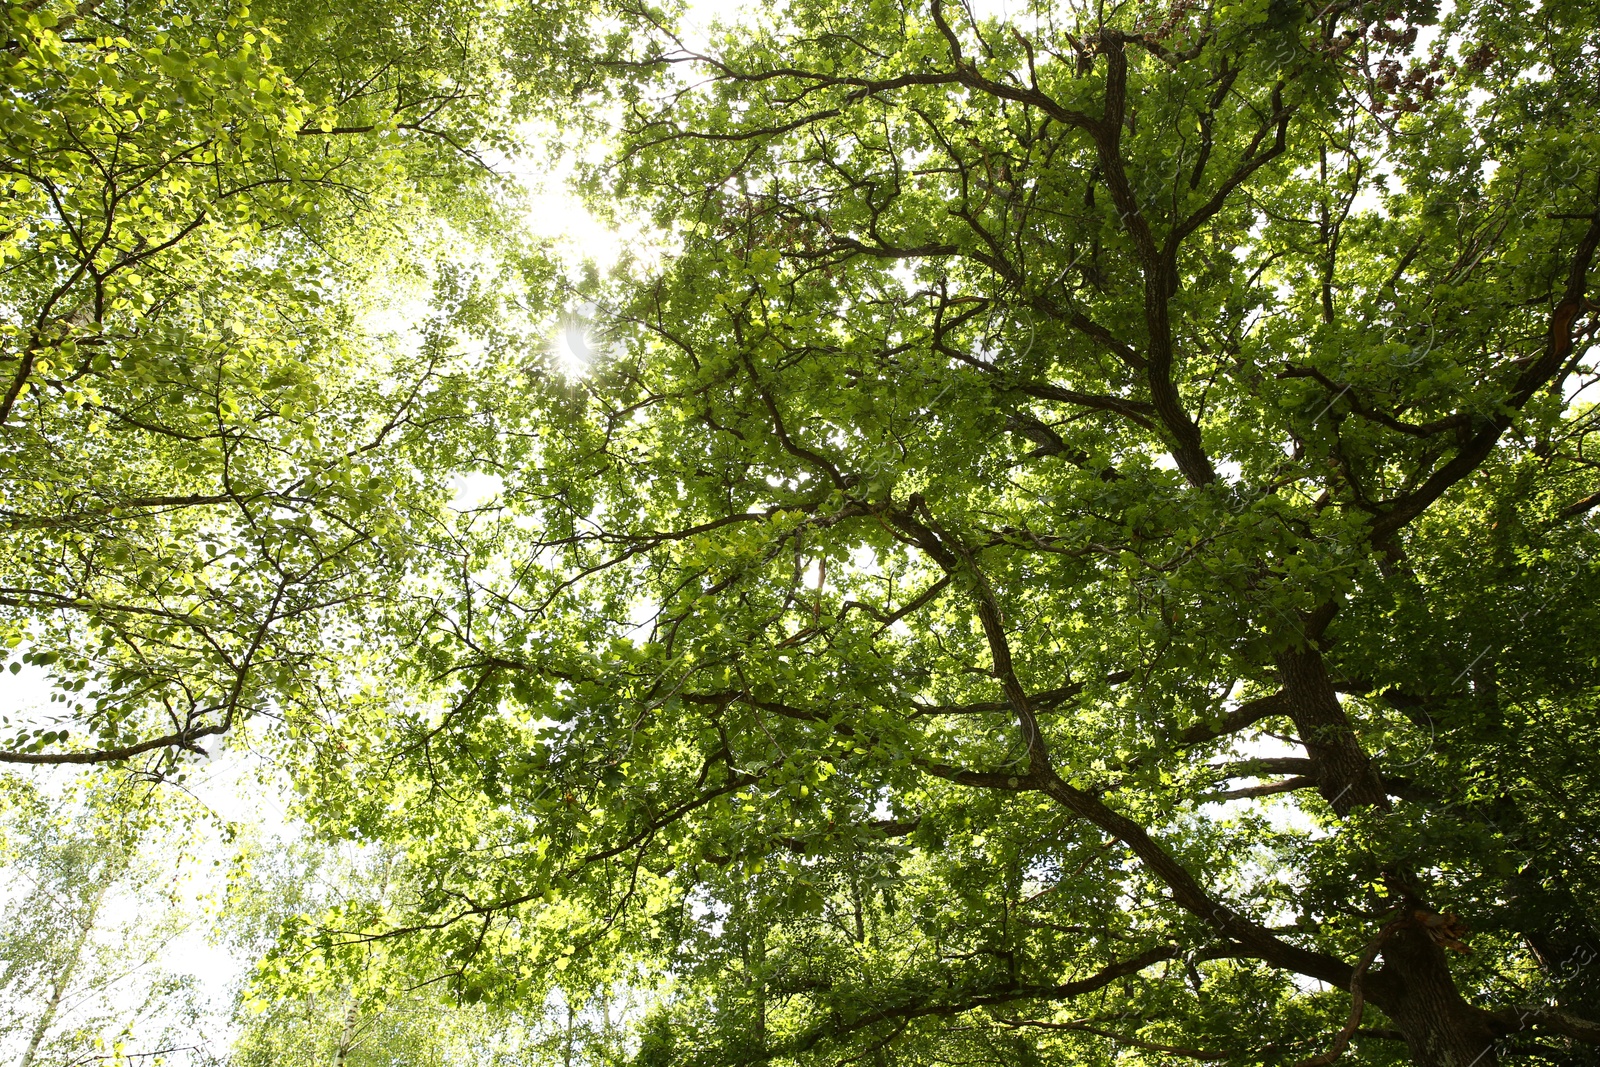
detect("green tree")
[225,835,647,1067]
[287,1,1600,1065]
[0,773,222,1067]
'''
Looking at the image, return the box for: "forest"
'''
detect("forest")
[2,0,1599,1064]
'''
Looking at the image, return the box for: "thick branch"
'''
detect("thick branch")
[0,723,224,765]
[1208,776,1317,801]
[1036,771,1353,987]
[1491,1005,1600,1045]
[777,944,1184,1058]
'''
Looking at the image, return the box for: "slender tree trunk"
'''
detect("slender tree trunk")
[752,921,767,1054]
[333,997,360,1067]
[849,862,866,944]
[563,996,574,1067]
[19,879,108,1067]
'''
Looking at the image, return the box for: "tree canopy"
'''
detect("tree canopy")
[0,0,598,770]
[5,0,1600,1066]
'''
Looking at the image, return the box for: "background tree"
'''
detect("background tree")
[281,1,1600,1065]
[0,773,222,1067]
[226,834,647,1067]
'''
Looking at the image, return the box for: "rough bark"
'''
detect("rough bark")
[1276,647,1389,815]
[1367,926,1499,1067]
[1274,647,1499,1063]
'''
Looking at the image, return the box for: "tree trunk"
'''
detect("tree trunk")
[1275,646,1498,1064]
[1276,647,1390,815]
[752,920,768,1053]
[1369,927,1499,1067]
[563,997,575,1067]
[333,997,360,1067]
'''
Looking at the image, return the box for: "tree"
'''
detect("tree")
[0,773,223,1067]
[226,835,646,1067]
[285,1,1600,1065]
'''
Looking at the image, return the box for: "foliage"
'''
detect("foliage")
[0,773,223,1067]
[226,836,647,1067]
[7,0,1600,1065]
[0,0,573,769]
[279,1,1600,1065]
